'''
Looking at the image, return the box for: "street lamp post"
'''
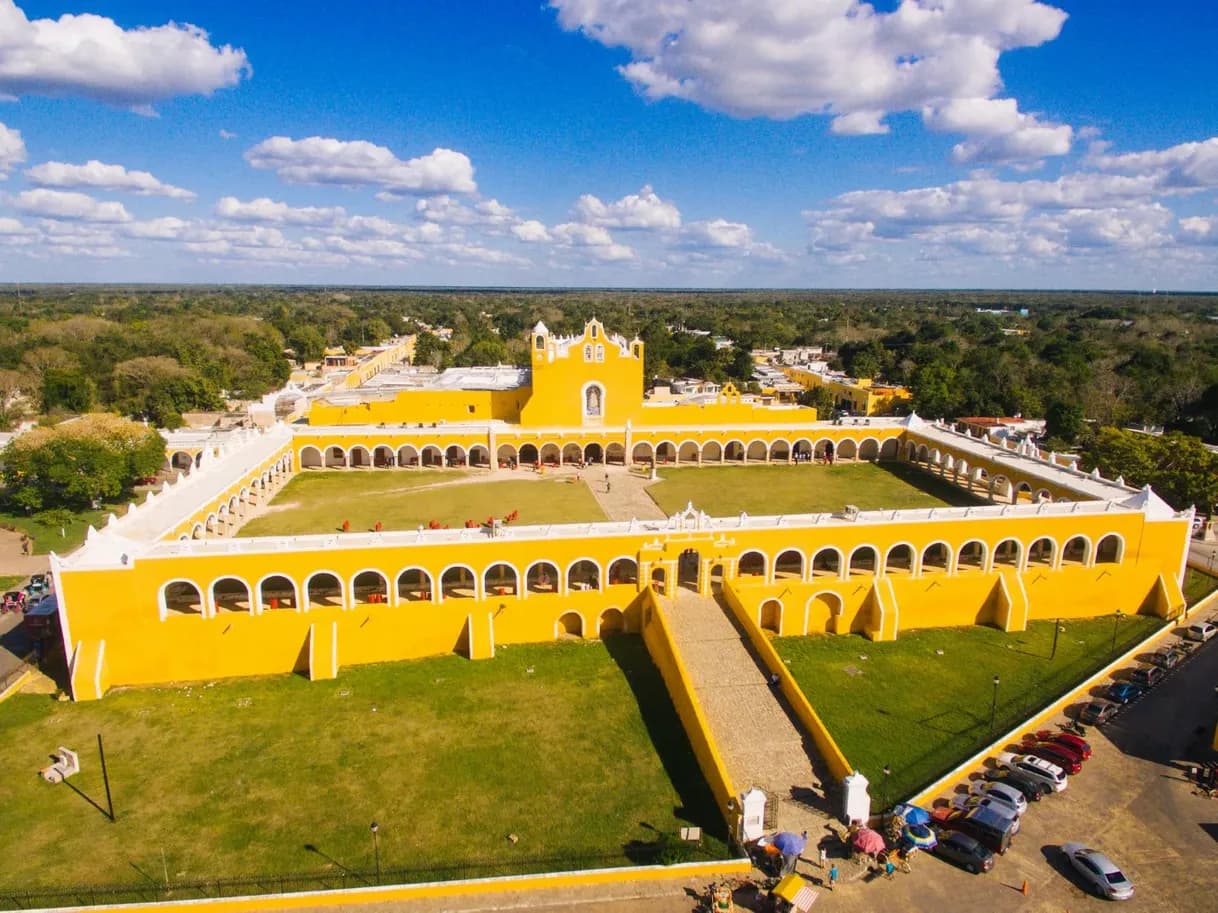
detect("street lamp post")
[1051,618,1062,660]
[990,675,1000,733]
[1110,609,1124,654]
[370,822,380,885]
[881,764,892,816]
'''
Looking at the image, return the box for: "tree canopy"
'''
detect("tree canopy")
[1080,427,1218,514]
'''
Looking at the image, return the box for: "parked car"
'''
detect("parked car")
[1024,742,1083,775]
[968,780,1029,815]
[2,591,26,613]
[939,805,1017,854]
[1079,700,1119,725]
[1105,682,1145,705]
[950,794,1023,833]
[930,828,995,874]
[1129,665,1164,689]
[1184,621,1217,643]
[983,767,1048,801]
[1152,648,1184,669]
[1061,843,1135,901]
[995,752,1068,793]
[1034,730,1092,760]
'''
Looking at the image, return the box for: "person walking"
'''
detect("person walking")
[828,863,838,890]
[818,846,827,868]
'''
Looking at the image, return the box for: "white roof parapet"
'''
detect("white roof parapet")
[1120,484,1180,520]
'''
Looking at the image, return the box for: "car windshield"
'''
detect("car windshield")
[1105,870,1127,884]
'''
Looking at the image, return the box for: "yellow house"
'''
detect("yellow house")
[782,364,913,416]
[49,320,1191,702]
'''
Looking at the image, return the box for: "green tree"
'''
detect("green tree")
[1044,397,1084,444]
[112,356,222,428]
[41,368,95,413]
[1081,427,1218,513]
[286,326,326,365]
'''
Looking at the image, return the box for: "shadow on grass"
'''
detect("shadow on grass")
[873,461,988,508]
[601,633,728,857]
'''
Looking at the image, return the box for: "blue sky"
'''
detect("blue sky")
[1,0,1217,288]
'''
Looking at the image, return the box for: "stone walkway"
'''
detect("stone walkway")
[662,588,834,835]
[586,464,667,522]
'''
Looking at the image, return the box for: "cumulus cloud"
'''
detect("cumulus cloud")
[219,129,236,140]
[11,188,131,222]
[0,0,249,110]
[25,159,196,199]
[573,185,681,229]
[552,221,635,260]
[245,136,477,195]
[1089,137,1218,190]
[415,195,515,225]
[1179,216,1218,245]
[923,97,1072,165]
[0,122,25,178]
[215,196,344,226]
[511,219,552,243]
[552,0,1071,162]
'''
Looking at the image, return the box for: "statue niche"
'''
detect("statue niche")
[584,385,603,419]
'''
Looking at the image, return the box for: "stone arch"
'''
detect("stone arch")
[678,440,701,463]
[724,440,746,463]
[837,438,858,460]
[497,444,518,467]
[605,442,626,465]
[557,611,584,638]
[989,475,1013,503]
[994,539,1022,569]
[774,549,803,579]
[1062,535,1090,566]
[738,550,766,578]
[599,608,625,635]
[306,571,344,609]
[904,440,918,461]
[632,442,654,464]
[1035,488,1053,503]
[879,438,899,460]
[397,567,433,602]
[444,444,467,467]
[848,545,877,576]
[702,440,723,463]
[300,445,323,469]
[1014,480,1034,503]
[526,560,560,594]
[813,438,833,460]
[191,522,205,540]
[468,445,490,468]
[1028,537,1056,567]
[650,566,667,594]
[655,441,677,464]
[351,569,389,605]
[170,450,194,471]
[811,547,842,578]
[769,439,790,462]
[1095,534,1123,564]
[349,445,372,468]
[484,562,519,596]
[608,557,638,586]
[258,574,297,611]
[160,579,203,618]
[211,576,251,614]
[916,444,930,463]
[441,565,477,599]
[519,443,539,465]
[584,442,604,464]
[324,446,347,468]
[958,540,986,572]
[746,439,768,462]
[884,543,914,575]
[921,542,950,574]
[397,444,419,467]
[562,442,583,465]
[421,445,443,467]
[858,438,879,461]
[759,599,782,634]
[793,438,813,461]
[806,592,841,634]
[567,558,601,591]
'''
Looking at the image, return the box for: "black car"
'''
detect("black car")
[1129,665,1164,688]
[983,767,1048,801]
[930,828,995,874]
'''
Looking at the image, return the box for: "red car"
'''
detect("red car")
[1024,742,1083,774]
[1034,730,1092,760]
[2,591,26,613]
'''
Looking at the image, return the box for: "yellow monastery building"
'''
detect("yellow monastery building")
[50,319,1191,708]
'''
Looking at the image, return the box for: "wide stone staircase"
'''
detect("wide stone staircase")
[662,587,837,836]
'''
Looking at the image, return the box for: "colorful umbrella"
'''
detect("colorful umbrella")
[891,803,931,826]
[851,827,886,855]
[772,831,808,855]
[900,823,938,850]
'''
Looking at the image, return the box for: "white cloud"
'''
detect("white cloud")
[214,196,344,226]
[512,219,551,243]
[573,185,681,229]
[552,0,1071,162]
[680,218,752,249]
[245,136,477,195]
[219,129,236,140]
[25,159,196,199]
[11,188,131,222]
[0,121,25,178]
[1179,216,1218,245]
[1089,137,1218,190]
[552,221,634,260]
[415,195,515,225]
[923,97,1072,164]
[0,0,249,110]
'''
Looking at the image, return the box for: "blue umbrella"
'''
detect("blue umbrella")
[772,831,807,855]
[891,803,931,826]
[900,823,938,850]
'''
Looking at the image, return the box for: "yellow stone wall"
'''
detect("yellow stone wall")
[782,365,913,416]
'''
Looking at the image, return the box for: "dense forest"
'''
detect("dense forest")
[0,286,1216,447]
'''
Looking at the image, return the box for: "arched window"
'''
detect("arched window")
[595,344,604,362]
[584,344,593,362]
[774,549,803,579]
[1028,538,1055,567]
[1095,535,1123,564]
[738,551,766,577]
[1062,536,1089,566]
[885,544,913,575]
[811,548,841,578]
[849,546,877,576]
[163,581,203,617]
[922,543,949,573]
[994,539,1021,568]
[958,541,986,572]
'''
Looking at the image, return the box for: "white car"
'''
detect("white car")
[968,780,1029,816]
[1185,621,1217,643]
[951,795,1022,833]
[995,752,1068,793]
[1061,843,1135,900]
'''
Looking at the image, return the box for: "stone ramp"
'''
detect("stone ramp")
[664,588,834,835]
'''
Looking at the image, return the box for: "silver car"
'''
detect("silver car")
[968,780,1029,816]
[1061,843,1134,900]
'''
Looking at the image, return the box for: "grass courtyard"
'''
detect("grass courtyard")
[646,461,983,517]
[774,614,1164,803]
[237,470,607,537]
[1184,567,1218,604]
[0,639,726,895]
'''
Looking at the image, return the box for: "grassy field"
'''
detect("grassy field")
[0,639,726,893]
[1184,567,1218,604]
[237,471,607,537]
[775,614,1164,803]
[0,504,122,555]
[646,461,983,518]
[0,575,25,591]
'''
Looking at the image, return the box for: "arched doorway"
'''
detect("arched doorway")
[557,611,583,638]
[678,549,700,591]
[599,608,625,636]
[760,599,782,633]
[584,442,604,464]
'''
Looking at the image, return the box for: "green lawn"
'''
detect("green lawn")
[775,615,1164,804]
[237,471,607,537]
[646,461,983,518]
[1184,567,1218,604]
[0,504,123,556]
[0,639,726,896]
[0,575,25,592]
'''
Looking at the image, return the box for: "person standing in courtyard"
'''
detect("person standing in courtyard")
[828,863,838,890]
